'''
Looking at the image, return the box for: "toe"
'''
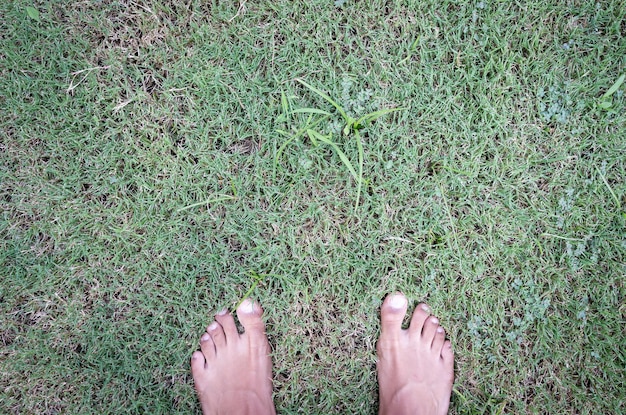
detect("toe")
[200,332,216,360]
[380,293,408,336]
[215,309,239,344]
[190,350,206,377]
[207,321,226,348]
[408,302,431,336]
[421,316,440,347]
[432,325,446,352]
[236,299,266,339]
[442,340,455,377]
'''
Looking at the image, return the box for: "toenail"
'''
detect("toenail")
[217,308,228,316]
[436,326,444,333]
[208,322,219,331]
[420,304,432,313]
[201,333,210,342]
[240,299,255,314]
[389,294,407,309]
[430,317,439,324]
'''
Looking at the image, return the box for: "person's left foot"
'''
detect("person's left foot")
[191,300,276,415]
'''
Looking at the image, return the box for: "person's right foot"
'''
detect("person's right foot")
[377,293,454,415]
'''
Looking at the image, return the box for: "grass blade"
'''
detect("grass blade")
[314,132,358,181]
[601,74,625,99]
[330,144,358,182]
[274,132,300,167]
[274,114,331,168]
[276,90,290,123]
[290,108,332,116]
[296,78,349,122]
[232,271,265,312]
[596,166,620,208]
[356,107,405,128]
[281,90,289,114]
[177,194,236,212]
[306,128,322,146]
[275,116,312,167]
[26,6,40,21]
[353,130,364,213]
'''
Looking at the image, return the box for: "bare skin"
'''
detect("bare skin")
[377,293,455,415]
[190,299,276,415]
[191,294,453,414]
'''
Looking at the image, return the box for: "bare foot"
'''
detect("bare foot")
[377,293,454,415]
[191,299,276,415]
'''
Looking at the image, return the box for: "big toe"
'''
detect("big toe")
[236,299,266,339]
[380,293,408,336]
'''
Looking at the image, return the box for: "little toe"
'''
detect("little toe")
[215,309,239,344]
[207,321,226,348]
[442,340,454,369]
[200,332,216,360]
[380,293,408,337]
[190,350,206,377]
[441,340,455,385]
[421,316,440,347]
[236,299,266,339]
[408,302,431,336]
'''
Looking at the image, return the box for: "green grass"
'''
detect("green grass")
[1,0,625,414]
[276,78,405,213]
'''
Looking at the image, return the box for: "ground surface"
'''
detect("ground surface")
[1,0,625,414]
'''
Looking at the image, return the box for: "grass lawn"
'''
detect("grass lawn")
[1,0,624,413]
